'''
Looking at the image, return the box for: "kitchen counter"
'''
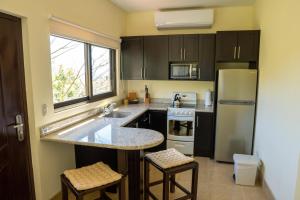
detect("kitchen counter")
[41,104,166,150]
[41,102,213,150]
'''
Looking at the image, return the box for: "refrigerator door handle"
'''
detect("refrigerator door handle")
[218,100,255,105]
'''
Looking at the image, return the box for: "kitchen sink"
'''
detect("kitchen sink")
[104,111,131,118]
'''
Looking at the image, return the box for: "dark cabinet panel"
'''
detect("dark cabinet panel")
[183,35,199,62]
[169,35,199,62]
[121,37,143,80]
[169,35,183,62]
[216,30,260,63]
[237,31,260,62]
[144,36,169,80]
[147,110,167,152]
[199,34,216,81]
[216,31,238,62]
[194,112,214,157]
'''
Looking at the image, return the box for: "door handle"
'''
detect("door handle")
[8,114,24,142]
[237,46,241,59]
[189,65,192,79]
[196,116,199,127]
[144,67,146,79]
[198,68,201,80]
[233,46,237,60]
[180,48,183,60]
[140,68,143,80]
[183,48,186,60]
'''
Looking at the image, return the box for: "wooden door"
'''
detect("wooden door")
[216,31,238,62]
[183,34,199,62]
[194,112,214,157]
[0,13,35,199]
[168,35,183,62]
[143,36,169,80]
[121,37,144,80]
[237,31,260,62]
[199,34,216,81]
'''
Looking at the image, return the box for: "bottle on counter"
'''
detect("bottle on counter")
[144,85,150,104]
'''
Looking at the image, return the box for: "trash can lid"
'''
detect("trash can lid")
[233,154,260,166]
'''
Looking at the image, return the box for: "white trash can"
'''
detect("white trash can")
[233,154,260,186]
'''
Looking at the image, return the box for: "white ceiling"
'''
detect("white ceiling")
[110,0,255,12]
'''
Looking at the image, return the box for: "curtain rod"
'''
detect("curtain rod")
[49,15,122,43]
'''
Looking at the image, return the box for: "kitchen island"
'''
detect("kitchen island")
[41,104,165,200]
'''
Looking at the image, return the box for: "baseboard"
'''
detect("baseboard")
[257,167,276,200]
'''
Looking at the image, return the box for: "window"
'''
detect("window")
[50,35,116,108]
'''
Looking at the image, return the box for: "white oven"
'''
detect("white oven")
[167,107,195,155]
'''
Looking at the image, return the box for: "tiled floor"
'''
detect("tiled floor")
[53,157,268,200]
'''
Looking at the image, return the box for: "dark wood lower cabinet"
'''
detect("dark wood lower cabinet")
[147,110,167,152]
[194,112,214,158]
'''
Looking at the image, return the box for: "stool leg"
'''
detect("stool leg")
[61,177,68,200]
[163,172,169,200]
[144,159,150,200]
[119,178,126,200]
[191,165,199,200]
[170,174,175,193]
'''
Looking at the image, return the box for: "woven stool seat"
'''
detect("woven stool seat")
[145,148,194,169]
[64,162,122,191]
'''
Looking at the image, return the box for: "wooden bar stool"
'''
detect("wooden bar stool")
[144,148,199,200]
[61,162,125,200]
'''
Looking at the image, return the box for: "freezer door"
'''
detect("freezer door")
[215,103,255,162]
[218,69,257,101]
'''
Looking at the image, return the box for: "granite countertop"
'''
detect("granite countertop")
[41,102,213,150]
[41,104,165,150]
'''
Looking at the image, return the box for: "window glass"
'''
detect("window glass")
[91,45,112,96]
[50,36,86,104]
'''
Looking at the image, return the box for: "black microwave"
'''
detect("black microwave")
[170,63,199,80]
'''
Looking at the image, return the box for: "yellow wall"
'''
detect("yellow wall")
[128,80,213,100]
[124,6,255,100]
[254,0,300,199]
[0,0,126,199]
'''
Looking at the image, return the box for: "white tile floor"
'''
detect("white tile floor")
[53,157,268,200]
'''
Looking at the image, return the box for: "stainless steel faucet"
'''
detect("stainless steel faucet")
[104,102,116,115]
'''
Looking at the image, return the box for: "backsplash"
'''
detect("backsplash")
[127,80,214,100]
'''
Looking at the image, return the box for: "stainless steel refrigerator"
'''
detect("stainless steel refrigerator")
[215,69,257,162]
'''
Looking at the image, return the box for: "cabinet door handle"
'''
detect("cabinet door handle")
[148,113,151,125]
[140,68,143,80]
[238,46,241,59]
[183,48,186,60]
[180,48,183,60]
[198,68,201,80]
[144,67,146,79]
[233,46,237,60]
[196,116,199,127]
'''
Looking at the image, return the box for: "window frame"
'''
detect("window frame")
[51,35,117,109]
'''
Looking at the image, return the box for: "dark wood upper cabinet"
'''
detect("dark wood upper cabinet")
[237,31,260,62]
[216,30,260,62]
[198,34,216,81]
[121,37,143,80]
[144,36,169,80]
[183,35,199,62]
[194,112,214,157]
[169,35,198,62]
[168,35,183,62]
[216,31,238,62]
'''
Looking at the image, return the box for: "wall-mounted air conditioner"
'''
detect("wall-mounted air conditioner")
[155,9,214,29]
